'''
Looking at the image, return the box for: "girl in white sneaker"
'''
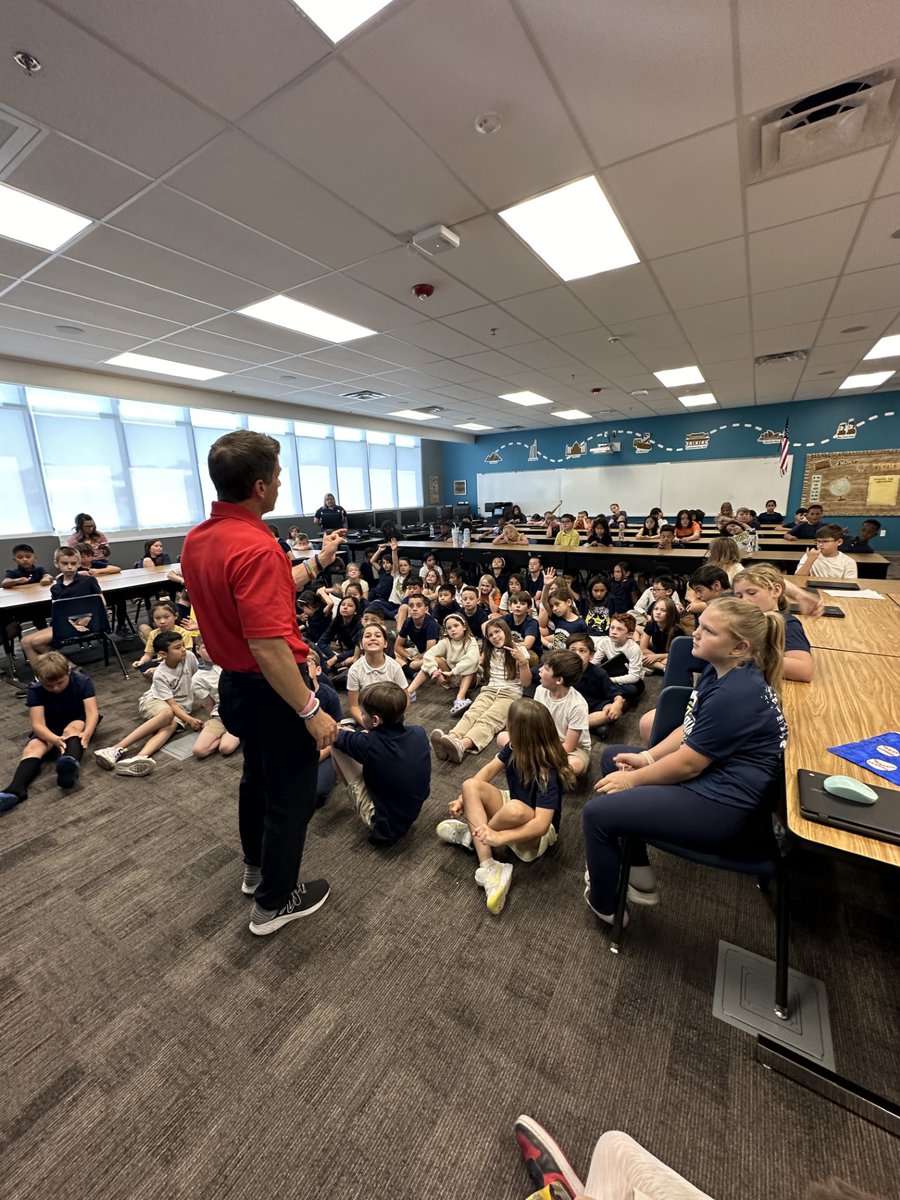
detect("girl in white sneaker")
[436,699,574,916]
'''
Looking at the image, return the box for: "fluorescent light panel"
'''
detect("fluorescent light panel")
[678,393,717,408]
[654,366,705,388]
[499,390,552,407]
[387,409,439,421]
[290,0,394,42]
[499,176,639,282]
[838,371,895,389]
[238,295,376,344]
[863,334,900,360]
[551,409,592,420]
[105,352,225,381]
[455,422,492,431]
[0,181,92,252]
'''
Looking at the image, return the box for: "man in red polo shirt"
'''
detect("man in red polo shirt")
[182,431,344,936]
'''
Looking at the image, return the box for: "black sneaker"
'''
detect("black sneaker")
[248,879,330,936]
[56,755,80,790]
[514,1114,583,1198]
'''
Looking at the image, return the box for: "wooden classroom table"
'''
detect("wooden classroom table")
[795,594,900,657]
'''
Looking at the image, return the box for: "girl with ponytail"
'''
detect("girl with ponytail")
[583,597,788,925]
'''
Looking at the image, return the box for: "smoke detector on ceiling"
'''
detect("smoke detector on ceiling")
[412,224,461,256]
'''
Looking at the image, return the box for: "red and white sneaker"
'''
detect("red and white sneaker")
[514,1114,584,1198]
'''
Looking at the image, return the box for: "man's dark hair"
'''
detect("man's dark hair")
[208,430,280,503]
[153,630,183,654]
[360,681,407,725]
[689,565,730,590]
[12,543,34,554]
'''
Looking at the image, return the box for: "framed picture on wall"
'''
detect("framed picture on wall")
[453,480,467,496]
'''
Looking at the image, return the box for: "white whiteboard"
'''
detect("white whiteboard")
[478,456,792,518]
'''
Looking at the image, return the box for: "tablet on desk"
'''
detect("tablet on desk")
[805,579,860,590]
[788,603,844,618]
[798,770,900,845]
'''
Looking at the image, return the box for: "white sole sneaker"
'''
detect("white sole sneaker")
[436,818,473,850]
[485,862,513,914]
[114,755,155,777]
[94,748,122,771]
[627,883,660,907]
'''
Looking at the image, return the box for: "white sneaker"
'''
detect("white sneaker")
[94,746,124,771]
[484,861,513,914]
[436,819,473,850]
[114,755,155,777]
[474,862,494,886]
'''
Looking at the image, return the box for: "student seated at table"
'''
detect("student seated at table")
[673,509,701,542]
[607,561,638,613]
[0,652,100,813]
[584,598,787,925]
[656,523,676,551]
[134,600,195,673]
[435,519,454,541]
[95,631,202,778]
[332,681,430,847]
[568,631,624,732]
[640,596,682,673]
[732,563,814,682]
[67,513,110,559]
[436,698,574,915]
[541,503,562,532]
[407,611,480,711]
[735,506,760,530]
[757,499,784,526]
[607,502,627,528]
[784,503,826,540]
[190,643,241,759]
[141,539,172,569]
[685,565,732,615]
[74,542,122,576]
[633,574,684,622]
[554,513,581,548]
[713,500,735,530]
[493,522,529,546]
[586,516,612,547]
[574,510,591,531]
[843,519,880,554]
[592,613,645,708]
[508,504,525,523]
[796,524,859,579]
[704,536,742,583]
[635,514,660,541]
[723,520,758,555]
[346,623,408,726]
[20,547,104,670]
[2,543,53,589]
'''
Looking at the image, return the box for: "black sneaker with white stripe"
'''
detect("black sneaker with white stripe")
[248,879,330,936]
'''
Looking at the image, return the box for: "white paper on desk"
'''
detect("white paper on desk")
[824,589,886,600]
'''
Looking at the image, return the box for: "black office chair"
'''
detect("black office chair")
[662,635,705,688]
[50,594,129,679]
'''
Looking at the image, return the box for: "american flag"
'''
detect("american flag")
[779,419,790,476]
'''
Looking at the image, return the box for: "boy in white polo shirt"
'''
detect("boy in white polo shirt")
[796,524,858,580]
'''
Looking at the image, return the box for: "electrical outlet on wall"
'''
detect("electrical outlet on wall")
[879,528,886,536]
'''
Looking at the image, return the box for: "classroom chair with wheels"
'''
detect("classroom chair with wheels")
[662,635,705,688]
[51,594,129,680]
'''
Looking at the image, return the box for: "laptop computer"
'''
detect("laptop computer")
[797,769,900,845]
[805,579,860,590]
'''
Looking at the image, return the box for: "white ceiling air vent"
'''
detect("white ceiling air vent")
[341,389,388,401]
[0,106,43,172]
[755,349,808,367]
[755,71,897,180]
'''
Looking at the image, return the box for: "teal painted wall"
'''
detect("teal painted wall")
[434,390,900,550]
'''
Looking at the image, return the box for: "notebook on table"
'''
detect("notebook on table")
[798,770,900,845]
[788,603,844,617]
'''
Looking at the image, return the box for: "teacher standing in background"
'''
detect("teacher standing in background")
[315,492,347,532]
[182,431,343,937]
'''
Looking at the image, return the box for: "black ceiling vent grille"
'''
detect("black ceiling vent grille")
[341,389,388,401]
[755,349,808,367]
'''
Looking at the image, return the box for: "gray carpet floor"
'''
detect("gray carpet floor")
[0,636,898,1200]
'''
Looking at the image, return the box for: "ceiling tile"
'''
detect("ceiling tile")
[345,0,591,210]
[57,0,330,121]
[65,226,266,310]
[751,279,836,330]
[30,257,220,326]
[570,264,669,324]
[449,350,530,378]
[690,333,752,362]
[196,314,324,357]
[651,239,748,309]
[604,125,744,257]
[417,360,490,384]
[241,60,481,232]
[167,132,398,268]
[0,241,53,279]
[746,147,886,231]
[748,206,865,293]
[122,342,254,375]
[438,214,557,301]
[827,264,900,316]
[753,322,821,355]
[608,312,686,352]
[440,304,537,348]
[300,346,398,375]
[286,270,426,334]
[109,187,327,292]
[815,308,898,347]
[552,329,644,373]
[0,304,139,351]
[679,298,751,342]
[843,193,900,274]
[805,341,872,368]
[1,280,184,339]
[737,0,899,114]
[875,136,900,197]
[3,1,223,174]
[498,287,597,338]
[386,321,490,358]
[152,329,285,366]
[344,247,484,319]
[348,333,441,368]
[503,340,586,370]
[0,327,110,366]
[519,0,736,165]
[5,132,149,220]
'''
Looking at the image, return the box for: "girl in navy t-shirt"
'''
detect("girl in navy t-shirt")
[607,561,638,614]
[436,698,575,915]
[732,563,814,683]
[583,597,788,921]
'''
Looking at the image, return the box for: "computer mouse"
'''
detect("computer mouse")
[823,775,878,805]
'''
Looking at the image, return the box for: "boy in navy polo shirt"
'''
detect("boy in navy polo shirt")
[2,543,53,589]
[395,594,440,674]
[0,652,100,813]
[21,546,104,670]
[459,585,490,639]
[331,681,430,845]
[503,592,540,658]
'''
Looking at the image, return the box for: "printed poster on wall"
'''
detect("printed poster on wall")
[801,449,900,516]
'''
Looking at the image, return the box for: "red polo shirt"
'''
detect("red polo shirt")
[181,501,307,673]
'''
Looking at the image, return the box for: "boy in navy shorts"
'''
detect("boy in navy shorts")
[0,652,100,813]
[331,681,430,845]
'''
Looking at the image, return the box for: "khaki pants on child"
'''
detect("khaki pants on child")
[450,687,518,751]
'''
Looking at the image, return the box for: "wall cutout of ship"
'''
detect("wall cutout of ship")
[834,418,858,440]
[757,429,782,445]
[484,450,502,464]
[565,440,587,459]
[633,434,653,453]
[528,440,539,462]
[685,431,710,450]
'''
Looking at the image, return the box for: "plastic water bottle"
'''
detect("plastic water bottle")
[429,523,435,538]
[462,526,470,547]
[451,526,460,548]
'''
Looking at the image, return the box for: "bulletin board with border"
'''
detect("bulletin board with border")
[801,449,900,515]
